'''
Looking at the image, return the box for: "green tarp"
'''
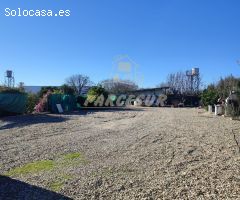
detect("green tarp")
[0,93,27,115]
[48,94,78,113]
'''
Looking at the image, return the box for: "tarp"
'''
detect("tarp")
[48,94,78,113]
[0,93,27,115]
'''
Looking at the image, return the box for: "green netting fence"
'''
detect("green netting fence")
[0,93,27,115]
[48,94,79,113]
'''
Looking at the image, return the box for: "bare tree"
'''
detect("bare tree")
[216,75,240,98]
[100,79,138,94]
[158,71,202,94]
[66,74,92,95]
[164,72,188,94]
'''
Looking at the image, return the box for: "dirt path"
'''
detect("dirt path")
[0,108,240,199]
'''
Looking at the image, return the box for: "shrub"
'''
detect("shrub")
[86,86,108,105]
[201,85,219,106]
[60,84,75,95]
[0,86,24,94]
[35,90,52,112]
[26,93,39,113]
[226,92,240,117]
[77,95,87,106]
[216,75,240,98]
[38,86,60,97]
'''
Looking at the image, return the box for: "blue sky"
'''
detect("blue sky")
[0,0,240,88]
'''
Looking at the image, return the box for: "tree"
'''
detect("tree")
[100,79,138,94]
[66,74,92,95]
[86,85,108,105]
[216,75,240,98]
[26,93,39,113]
[201,84,219,106]
[158,71,202,94]
[87,85,107,97]
[38,86,60,97]
[60,84,75,95]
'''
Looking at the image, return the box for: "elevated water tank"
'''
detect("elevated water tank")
[6,70,13,78]
[192,68,199,76]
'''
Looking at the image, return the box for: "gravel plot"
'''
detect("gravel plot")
[0,107,240,199]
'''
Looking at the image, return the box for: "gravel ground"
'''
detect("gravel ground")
[0,107,240,200]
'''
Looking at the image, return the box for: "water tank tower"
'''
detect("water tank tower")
[5,70,15,88]
[192,68,199,76]
[186,67,200,93]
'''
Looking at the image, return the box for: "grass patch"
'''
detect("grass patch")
[49,180,64,192]
[63,152,82,161]
[4,152,88,178]
[49,174,72,192]
[60,152,88,166]
[5,160,55,176]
